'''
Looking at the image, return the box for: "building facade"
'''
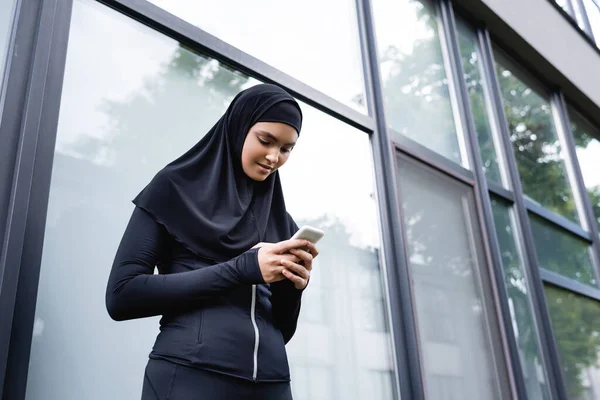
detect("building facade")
[1,0,600,399]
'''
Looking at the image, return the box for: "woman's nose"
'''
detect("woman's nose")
[265,150,279,164]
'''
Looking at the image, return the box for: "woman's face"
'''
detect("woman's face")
[241,122,298,181]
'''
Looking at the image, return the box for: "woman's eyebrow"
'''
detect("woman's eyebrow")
[255,130,296,146]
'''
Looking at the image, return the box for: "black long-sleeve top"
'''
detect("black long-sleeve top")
[105,207,303,382]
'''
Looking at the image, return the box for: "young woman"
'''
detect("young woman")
[105,84,318,400]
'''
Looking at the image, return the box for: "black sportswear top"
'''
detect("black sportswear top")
[106,207,303,382]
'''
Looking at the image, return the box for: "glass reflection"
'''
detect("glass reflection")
[456,19,505,185]
[570,108,600,233]
[0,0,17,92]
[25,1,395,399]
[494,50,580,223]
[529,213,597,287]
[281,104,396,400]
[554,0,572,15]
[147,0,367,113]
[545,285,600,400]
[373,0,464,165]
[397,154,508,399]
[490,198,550,399]
[583,0,600,44]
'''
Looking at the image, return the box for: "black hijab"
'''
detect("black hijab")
[133,84,302,262]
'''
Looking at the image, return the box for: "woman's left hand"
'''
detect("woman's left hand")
[283,242,319,290]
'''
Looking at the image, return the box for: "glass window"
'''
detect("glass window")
[283,103,396,400]
[583,0,600,44]
[490,198,551,399]
[456,18,506,186]
[494,50,580,223]
[570,109,600,233]
[572,0,591,31]
[396,154,510,399]
[529,213,597,287]
[554,0,574,16]
[0,0,17,91]
[147,0,367,113]
[24,1,396,399]
[545,285,600,400]
[373,0,466,165]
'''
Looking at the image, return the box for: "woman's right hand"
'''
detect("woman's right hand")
[254,239,310,283]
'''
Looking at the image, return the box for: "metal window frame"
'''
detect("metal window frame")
[526,199,592,241]
[99,0,374,134]
[487,16,600,398]
[572,0,597,41]
[357,0,425,398]
[0,0,400,399]
[548,0,600,48]
[0,0,73,396]
[363,0,528,397]
[553,92,600,284]
[478,28,569,399]
[440,2,527,398]
[2,0,600,399]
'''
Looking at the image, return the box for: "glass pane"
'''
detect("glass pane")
[147,0,367,113]
[25,2,259,399]
[583,0,600,44]
[529,213,597,287]
[569,109,600,232]
[282,104,397,400]
[554,0,573,15]
[373,0,465,165]
[0,0,16,91]
[490,198,551,399]
[456,18,505,185]
[494,50,580,223]
[397,154,509,399]
[25,1,396,399]
[545,285,600,400]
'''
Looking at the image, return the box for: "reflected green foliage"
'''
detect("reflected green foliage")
[491,199,550,399]
[529,214,596,287]
[494,53,579,223]
[570,115,600,232]
[456,21,502,184]
[378,0,461,163]
[545,285,600,400]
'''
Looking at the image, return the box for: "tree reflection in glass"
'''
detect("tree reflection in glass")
[545,285,600,400]
[569,109,600,233]
[529,214,597,287]
[490,198,550,399]
[373,0,463,165]
[494,51,580,223]
[456,19,505,185]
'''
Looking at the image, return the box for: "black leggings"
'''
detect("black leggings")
[141,359,294,400]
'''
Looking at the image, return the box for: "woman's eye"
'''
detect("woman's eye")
[281,147,292,154]
[258,139,269,145]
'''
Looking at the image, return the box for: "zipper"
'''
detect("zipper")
[250,284,259,381]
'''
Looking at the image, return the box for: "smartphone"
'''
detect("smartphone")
[290,225,325,244]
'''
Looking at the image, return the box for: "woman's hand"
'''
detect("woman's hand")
[284,241,319,290]
[254,239,310,284]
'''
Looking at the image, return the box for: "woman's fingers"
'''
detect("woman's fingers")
[281,259,309,279]
[304,241,319,258]
[289,248,313,271]
[281,266,308,290]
